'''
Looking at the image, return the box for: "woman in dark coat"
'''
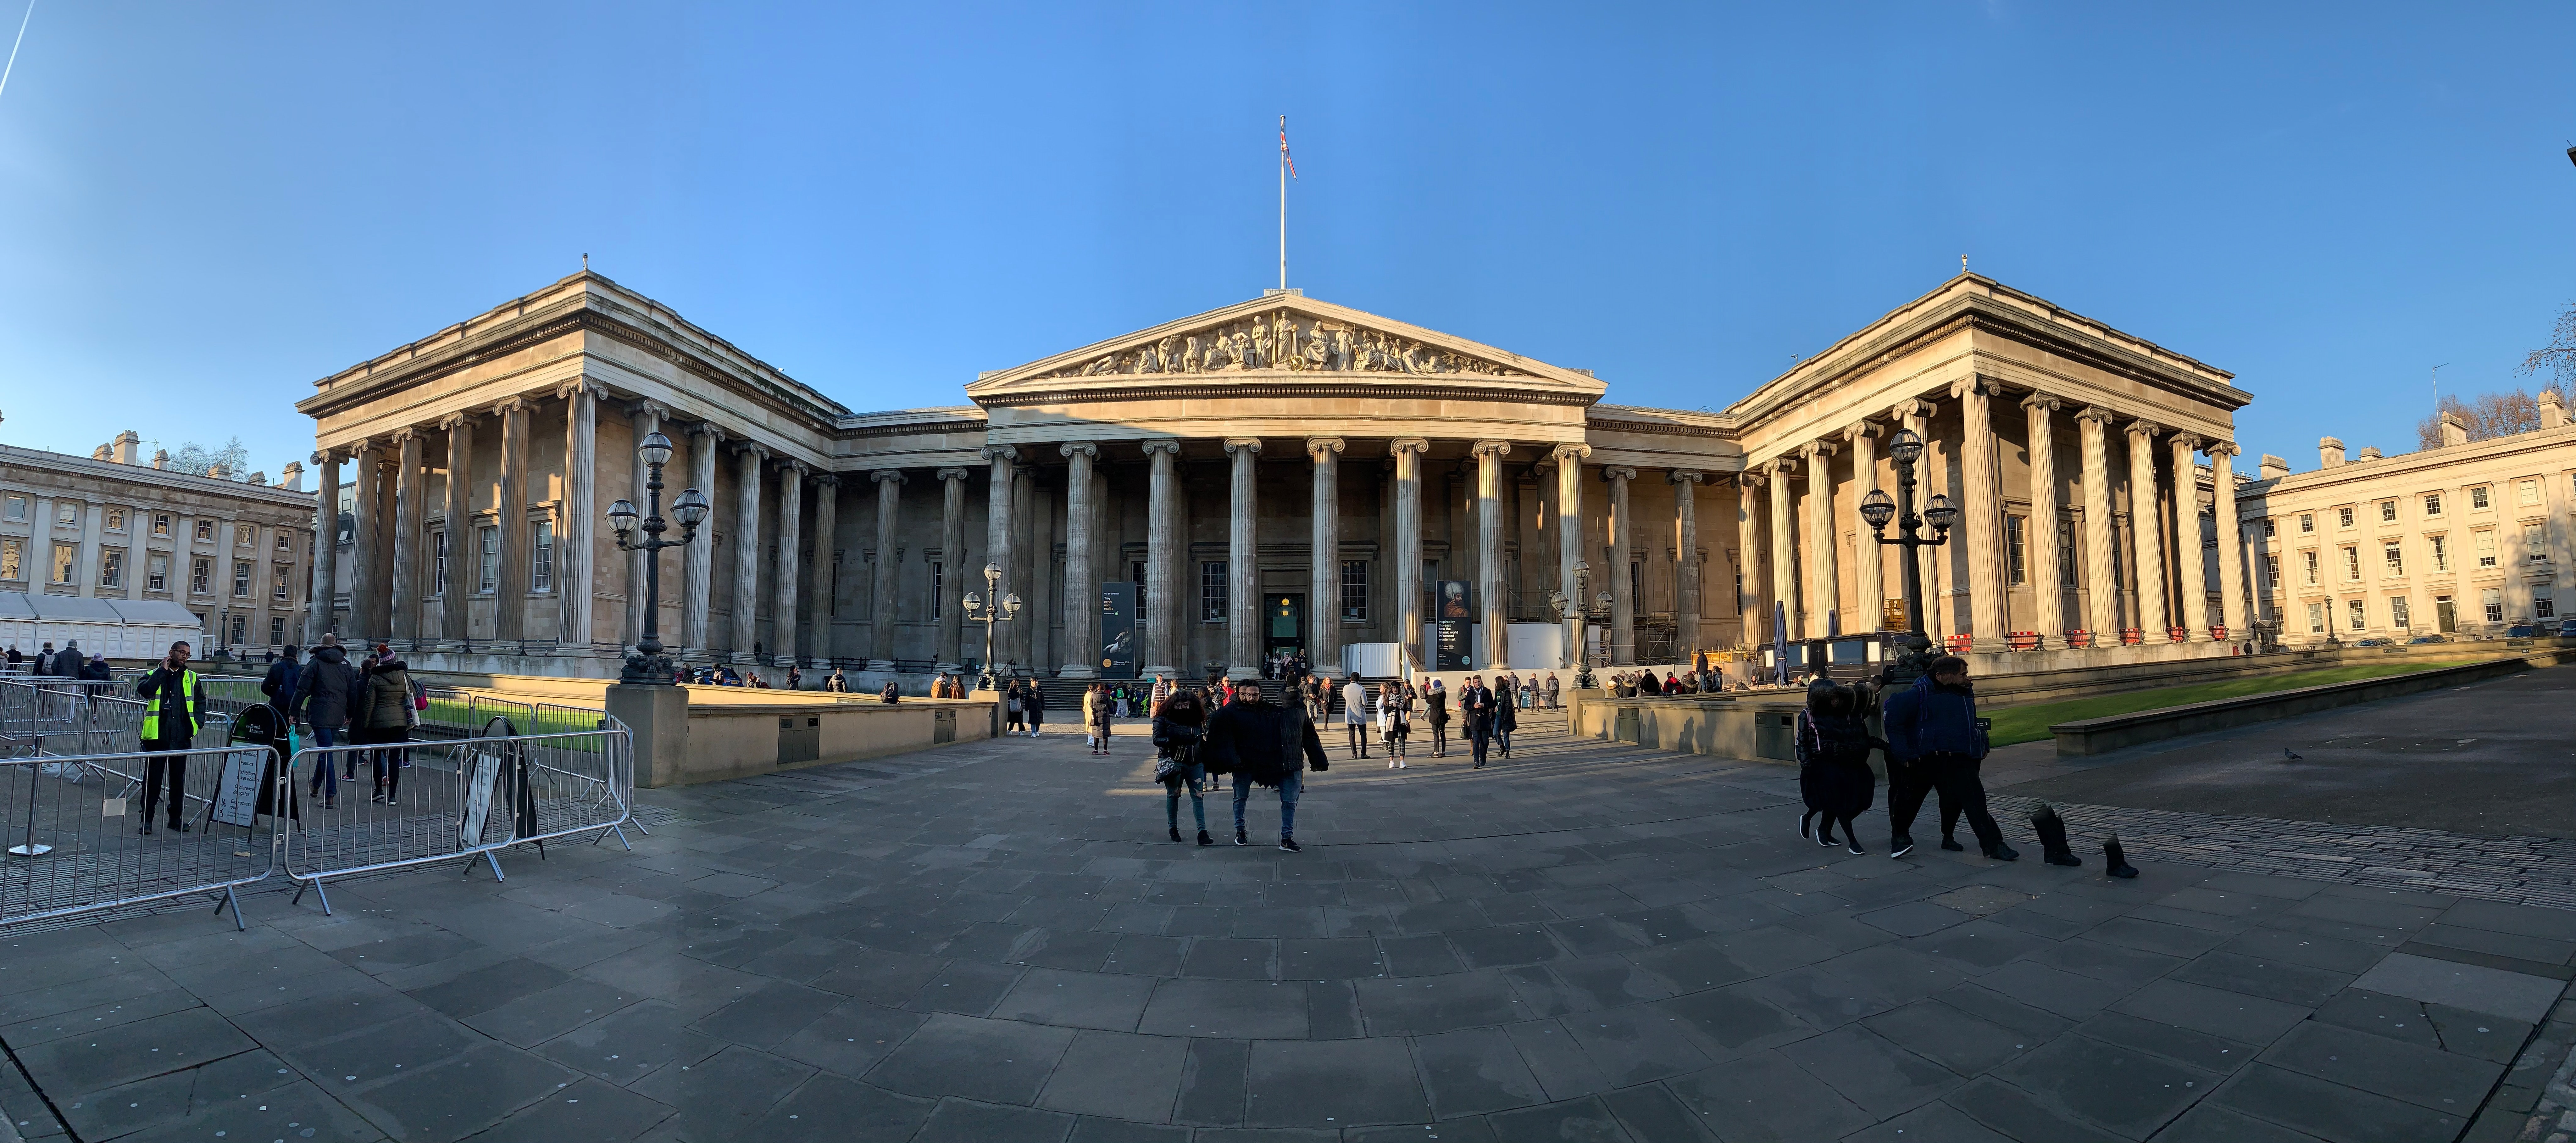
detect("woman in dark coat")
[1152,689,1214,845]
[1796,678,1882,855]
[1423,680,1451,757]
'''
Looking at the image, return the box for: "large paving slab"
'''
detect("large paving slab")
[0,710,2566,1142]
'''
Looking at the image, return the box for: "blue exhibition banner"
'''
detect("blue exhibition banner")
[1099,582,1139,678]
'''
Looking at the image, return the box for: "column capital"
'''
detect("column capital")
[1306,436,1347,458]
[735,441,772,462]
[1801,439,1839,460]
[1223,438,1263,456]
[1768,454,1800,476]
[686,420,724,441]
[2206,440,2241,459]
[1059,440,1100,460]
[308,449,337,467]
[2019,390,2063,414]
[627,398,672,421]
[1549,442,1591,463]
[1948,376,2004,400]
[1737,468,1767,489]
[775,457,809,477]
[1601,466,1637,482]
[1469,439,1512,459]
[1842,420,1881,443]
[2168,432,2204,454]
[1668,469,1705,485]
[436,410,477,433]
[810,473,841,489]
[980,444,1019,463]
[935,466,973,482]
[1889,397,1937,421]
[2074,404,2122,426]
[491,395,531,418]
[389,425,423,445]
[872,469,908,485]
[1387,438,1431,457]
[1139,438,1184,458]
[2124,418,2164,440]
[555,377,607,401]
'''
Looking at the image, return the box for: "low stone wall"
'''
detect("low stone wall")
[669,696,997,784]
[2047,657,2537,757]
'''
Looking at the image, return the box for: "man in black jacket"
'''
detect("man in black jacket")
[134,641,205,834]
[292,635,361,802]
[1458,675,1497,768]
[261,645,301,714]
[1204,681,1328,851]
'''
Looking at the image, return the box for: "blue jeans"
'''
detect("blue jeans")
[1164,761,1206,831]
[307,724,341,798]
[1232,768,1302,838]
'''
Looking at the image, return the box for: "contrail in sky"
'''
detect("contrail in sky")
[0,0,33,102]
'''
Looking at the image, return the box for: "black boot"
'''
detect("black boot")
[2031,804,2083,867]
[2104,833,2139,879]
[1171,826,1183,842]
[1940,834,1965,852]
[1197,830,1213,846]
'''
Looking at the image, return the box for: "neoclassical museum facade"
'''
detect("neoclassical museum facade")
[296,270,2255,681]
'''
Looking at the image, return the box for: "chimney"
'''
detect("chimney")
[280,461,305,491]
[2318,437,2345,467]
[151,449,169,470]
[2259,454,2291,481]
[111,430,139,465]
[248,471,268,486]
[207,462,229,479]
[2438,412,2469,448]
[92,444,112,461]
[2543,390,2568,429]
[2356,446,2382,461]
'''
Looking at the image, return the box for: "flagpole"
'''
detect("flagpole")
[1277,114,1287,291]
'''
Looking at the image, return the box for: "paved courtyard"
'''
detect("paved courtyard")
[0,708,2570,1143]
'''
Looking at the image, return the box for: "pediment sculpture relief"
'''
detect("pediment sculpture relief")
[1043,309,1523,379]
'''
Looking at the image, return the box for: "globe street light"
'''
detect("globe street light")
[1549,560,1616,689]
[963,562,1021,691]
[1858,426,1953,682]
[607,432,708,684]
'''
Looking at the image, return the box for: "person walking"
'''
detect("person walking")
[1149,674,1172,714]
[134,641,206,835]
[1544,673,1561,709]
[1338,674,1369,758]
[1423,677,1451,757]
[1796,678,1882,854]
[1494,684,1518,758]
[1379,681,1410,767]
[292,635,360,808]
[825,667,848,693]
[1153,688,1215,845]
[261,644,302,714]
[1204,680,1328,851]
[354,646,413,806]
[1882,656,2013,861]
[1460,674,1496,768]
[1023,679,1046,737]
[1085,682,1114,754]
[1004,681,1026,734]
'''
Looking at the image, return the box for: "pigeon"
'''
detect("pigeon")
[2282,748,2302,761]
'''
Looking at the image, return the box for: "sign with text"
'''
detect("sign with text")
[1434,581,1471,669]
[1099,582,1138,678]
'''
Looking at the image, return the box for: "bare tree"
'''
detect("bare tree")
[2412,304,2576,449]
[167,437,252,481]
[2522,299,2576,389]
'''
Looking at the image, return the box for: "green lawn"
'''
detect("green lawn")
[1984,659,2480,746]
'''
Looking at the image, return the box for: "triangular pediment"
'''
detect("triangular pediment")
[965,294,1608,399]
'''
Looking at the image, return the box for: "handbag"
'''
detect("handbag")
[1152,757,1182,783]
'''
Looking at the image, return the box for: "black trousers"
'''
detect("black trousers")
[1468,718,1493,764]
[1889,753,2000,849]
[141,735,190,825]
[1346,724,1369,756]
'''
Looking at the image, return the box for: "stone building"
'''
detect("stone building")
[2237,398,2576,645]
[0,435,316,658]
[297,270,2261,681]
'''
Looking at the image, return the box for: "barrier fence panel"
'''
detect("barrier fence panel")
[0,745,281,930]
[279,723,632,915]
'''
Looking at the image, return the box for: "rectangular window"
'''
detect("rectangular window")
[2482,588,2504,624]
[1,494,24,522]
[2534,587,2557,620]
[2306,602,2325,634]
[531,521,555,591]
[2342,547,2360,582]
[194,519,214,541]
[2423,494,2442,517]
[272,564,290,602]
[2347,599,2366,631]
[930,561,944,621]
[2057,521,2078,588]
[51,543,75,585]
[105,507,126,532]
[147,553,166,591]
[190,556,212,594]
[2519,479,2541,507]
[2389,596,2411,628]
[477,526,499,593]
[0,537,22,581]
[431,532,446,595]
[275,532,291,552]
[2298,513,2314,534]
[238,527,254,549]
[2337,506,2355,529]
[2379,501,2396,523]
[268,616,287,646]
[1200,561,1228,622]
[2302,550,2319,585]
[2263,554,2281,590]
[54,502,76,526]
[2430,534,2449,572]
[1340,560,1369,621]
[2471,486,2490,510]
[98,550,123,588]
[2005,515,2028,586]
[231,560,251,598]
[2475,531,2496,568]
[227,615,247,646]
[2382,542,2402,577]
[2261,518,2277,540]
[153,513,173,537]
[2525,523,2550,561]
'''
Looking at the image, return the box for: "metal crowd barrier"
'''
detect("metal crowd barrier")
[279,719,634,915]
[0,745,281,929]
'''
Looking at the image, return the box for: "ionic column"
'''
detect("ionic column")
[1474,441,1512,671]
[730,443,768,662]
[807,474,839,667]
[1843,424,1881,632]
[2125,420,2169,637]
[1141,442,1181,678]
[1059,442,1101,678]
[435,417,474,647]
[389,427,425,646]
[308,451,341,641]
[683,423,721,661]
[1224,438,1263,679]
[2169,434,2210,641]
[347,439,385,642]
[1552,443,1592,666]
[869,470,905,669]
[980,446,1017,673]
[493,397,533,643]
[1894,399,1940,637]
[556,380,599,651]
[1953,378,2002,649]
[1767,455,1798,642]
[1603,466,1637,664]
[2075,407,2123,642]
[935,466,971,672]
[1670,470,1704,653]
[772,460,805,666]
[1800,441,1838,638]
[2211,443,2249,639]
[1308,438,1346,675]
[2022,393,2065,644]
[621,402,667,646]
[1012,464,1041,672]
[1735,470,1765,646]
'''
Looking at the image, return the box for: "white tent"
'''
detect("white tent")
[0,592,205,662]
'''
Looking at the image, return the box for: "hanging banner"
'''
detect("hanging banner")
[1099,582,1139,679]
[1434,581,1472,670]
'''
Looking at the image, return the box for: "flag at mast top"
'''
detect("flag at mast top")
[1277,115,1293,292]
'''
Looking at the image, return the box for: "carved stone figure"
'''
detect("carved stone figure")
[1328,326,1354,371]
[1228,329,1252,370]
[1182,335,1203,373]
[1303,323,1329,370]
[1247,317,1269,369]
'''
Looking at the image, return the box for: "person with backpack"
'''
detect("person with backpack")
[355,645,414,805]
[134,641,206,835]
[1882,656,2013,861]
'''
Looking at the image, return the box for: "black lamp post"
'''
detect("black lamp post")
[1858,427,1958,682]
[607,432,709,684]
[963,562,1021,691]
[1548,559,1617,690]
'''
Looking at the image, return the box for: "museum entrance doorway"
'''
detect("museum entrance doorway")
[1266,594,1305,669]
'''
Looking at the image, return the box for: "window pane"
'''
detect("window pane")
[1201,561,1228,622]
[2525,523,2549,560]
[2482,588,2504,623]
[532,521,555,591]
[2005,516,2027,586]
[2390,596,2410,628]
[52,543,75,584]
[99,550,122,588]
[2346,599,2365,630]
[147,553,166,590]
[1339,560,1369,621]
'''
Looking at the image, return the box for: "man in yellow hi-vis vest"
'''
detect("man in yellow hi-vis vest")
[136,640,207,835]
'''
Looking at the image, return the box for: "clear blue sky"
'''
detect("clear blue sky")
[1,2,2570,477]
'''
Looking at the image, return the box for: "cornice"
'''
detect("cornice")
[975,377,1598,409]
